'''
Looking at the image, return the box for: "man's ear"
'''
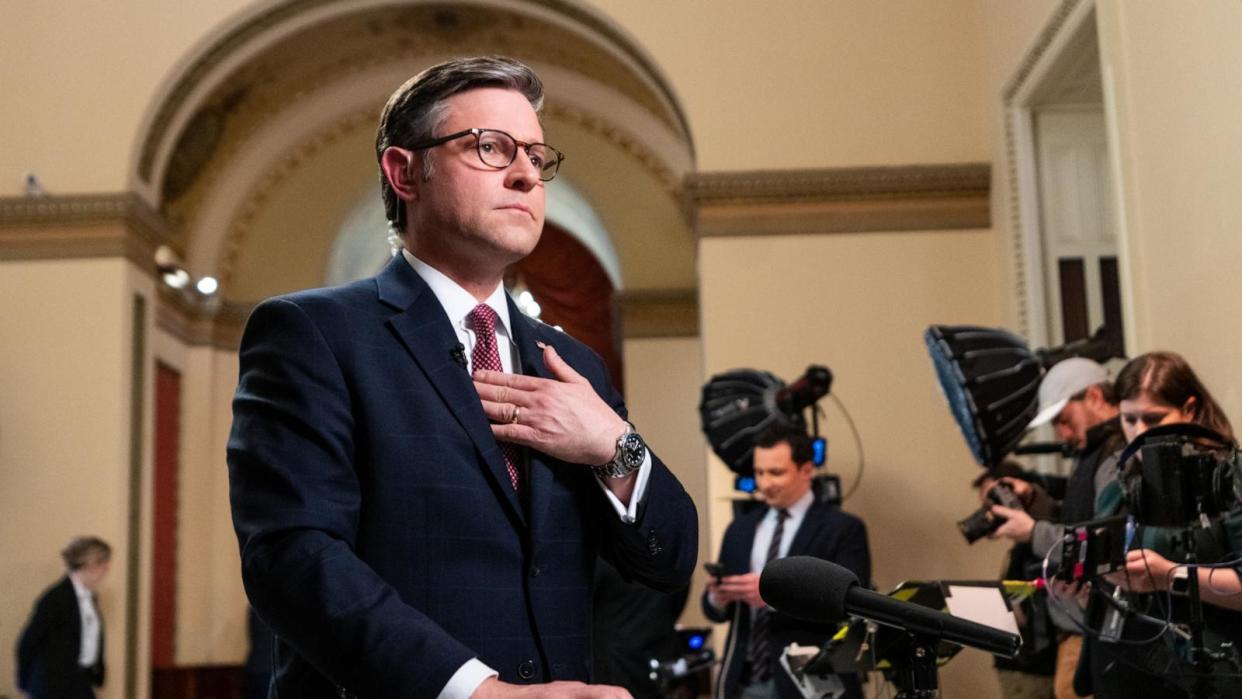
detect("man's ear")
[380,146,422,205]
[1084,384,1110,414]
[1183,395,1198,419]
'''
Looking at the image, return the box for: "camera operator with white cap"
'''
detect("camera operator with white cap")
[988,357,1124,699]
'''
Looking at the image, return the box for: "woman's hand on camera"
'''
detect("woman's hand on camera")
[1104,549,1175,593]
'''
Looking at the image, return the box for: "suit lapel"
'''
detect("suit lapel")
[786,500,826,557]
[736,509,761,573]
[378,257,525,527]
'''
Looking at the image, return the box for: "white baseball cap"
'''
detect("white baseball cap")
[1027,357,1109,429]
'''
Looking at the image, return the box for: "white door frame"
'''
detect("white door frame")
[1003,0,1118,350]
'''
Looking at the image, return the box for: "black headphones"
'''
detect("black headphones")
[1118,423,1238,528]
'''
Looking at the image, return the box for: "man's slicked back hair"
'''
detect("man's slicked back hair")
[376,56,544,230]
[754,423,815,466]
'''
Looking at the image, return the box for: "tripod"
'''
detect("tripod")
[1179,527,1217,699]
[887,632,942,699]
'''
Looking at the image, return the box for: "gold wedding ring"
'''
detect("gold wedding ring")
[510,405,521,424]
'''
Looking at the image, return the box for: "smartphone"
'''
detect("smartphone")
[704,562,725,581]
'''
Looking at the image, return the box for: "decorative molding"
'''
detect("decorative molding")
[0,193,173,269]
[688,163,990,206]
[1002,0,1084,102]
[687,164,991,237]
[1004,113,1032,338]
[616,288,698,339]
[155,293,251,350]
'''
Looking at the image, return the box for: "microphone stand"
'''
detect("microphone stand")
[887,632,941,699]
[1181,526,1216,699]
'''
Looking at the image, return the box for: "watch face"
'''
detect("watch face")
[620,432,646,468]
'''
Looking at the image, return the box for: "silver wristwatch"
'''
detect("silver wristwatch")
[592,422,647,479]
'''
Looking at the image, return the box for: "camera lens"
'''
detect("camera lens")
[958,506,1002,544]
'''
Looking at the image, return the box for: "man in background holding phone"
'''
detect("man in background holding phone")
[702,425,871,698]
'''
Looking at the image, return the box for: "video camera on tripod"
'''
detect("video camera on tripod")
[1055,423,1239,585]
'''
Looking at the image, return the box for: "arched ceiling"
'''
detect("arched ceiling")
[131,0,697,304]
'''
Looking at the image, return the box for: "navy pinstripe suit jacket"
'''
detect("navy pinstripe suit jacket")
[228,256,697,698]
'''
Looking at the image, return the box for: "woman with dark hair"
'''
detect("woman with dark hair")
[1086,352,1242,698]
[1106,351,1242,607]
[1113,350,1235,445]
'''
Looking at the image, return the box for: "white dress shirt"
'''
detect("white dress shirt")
[402,251,652,699]
[749,489,815,576]
[69,574,101,668]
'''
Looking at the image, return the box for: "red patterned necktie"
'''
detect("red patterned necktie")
[468,304,521,491]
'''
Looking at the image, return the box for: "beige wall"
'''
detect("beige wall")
[587,0,991,170]
[699,229,1008,695]
[0,1,253,196]
[0,256,152,699]
[622,335,709,626]
[1099,0,1242,413]
[6,0,1007,195]
[207,349,247,663]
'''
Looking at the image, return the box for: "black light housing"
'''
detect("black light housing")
[924,324,1125,468]
[699,365,832,476]
[924,325,1042,468]
[699,368,794,476]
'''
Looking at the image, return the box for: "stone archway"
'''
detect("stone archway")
[130,0,698,320]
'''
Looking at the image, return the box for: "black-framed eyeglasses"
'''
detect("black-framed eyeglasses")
[409,128,564,181]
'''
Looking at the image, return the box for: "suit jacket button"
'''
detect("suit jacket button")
[517,660,536,680]
[647,531,662,555]
[529,563,542,577]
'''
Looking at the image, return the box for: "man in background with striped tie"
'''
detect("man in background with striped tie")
[704,425,870,698]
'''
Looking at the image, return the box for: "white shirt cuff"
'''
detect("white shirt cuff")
[436,658,498,699]
[594,452,652,523]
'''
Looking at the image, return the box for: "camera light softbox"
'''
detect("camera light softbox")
[699,369,798,476]
[924,325,1042,468]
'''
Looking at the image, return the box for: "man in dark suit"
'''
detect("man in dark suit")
[703,426,870,699]
[227,56,697,699]
[16,536,111,699]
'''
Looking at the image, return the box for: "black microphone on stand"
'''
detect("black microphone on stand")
[760,557,1020,658]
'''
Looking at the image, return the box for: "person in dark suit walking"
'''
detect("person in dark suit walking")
[704,426,870,699]
[16,536,111,699]
[227,56,697,699]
